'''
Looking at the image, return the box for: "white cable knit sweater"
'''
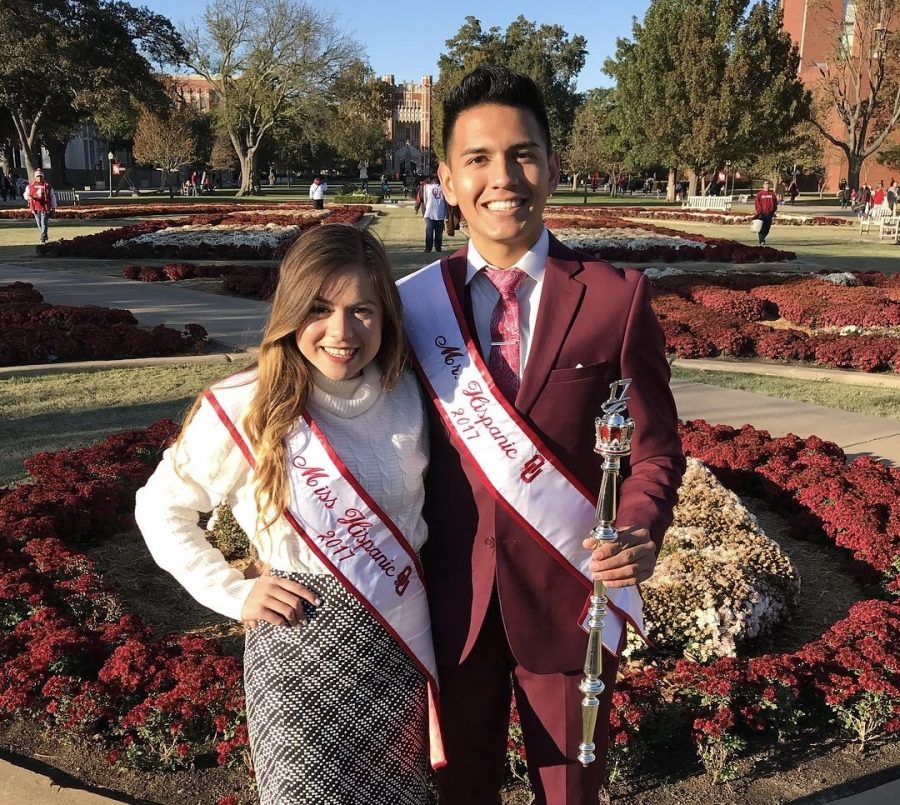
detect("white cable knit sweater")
[134,364,428,622]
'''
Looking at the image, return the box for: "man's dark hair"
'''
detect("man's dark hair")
[442,64,552,156]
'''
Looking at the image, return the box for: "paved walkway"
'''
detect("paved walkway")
[1,261,899,803]
[3,261,898,465]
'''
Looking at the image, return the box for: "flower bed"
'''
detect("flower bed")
[551,205,853,227]
[37,206,369,260]
[121,263,278,300]
[650,271,900,373]
[603,421,900,781]
[1,419,897,793]
[0,202,317,221]
[0,422,248,778]
[0,282,207,367]
[545,210,795,262]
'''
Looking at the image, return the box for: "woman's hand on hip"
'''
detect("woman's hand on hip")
[241,568,320,629]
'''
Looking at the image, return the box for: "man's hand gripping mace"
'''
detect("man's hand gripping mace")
[578,378,634,767]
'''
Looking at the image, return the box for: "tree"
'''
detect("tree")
[877,141,900,170]
[434,15,587,159]
[747,119,826,187]
[132,105,198,197]
[325,62,392,169]
[0,0,186,179]
[809,0,900,189]
[184,0,358,195]
[605,0,809,199]
[565,89,629,199]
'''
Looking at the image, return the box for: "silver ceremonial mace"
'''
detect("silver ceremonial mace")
[578,378,634,767]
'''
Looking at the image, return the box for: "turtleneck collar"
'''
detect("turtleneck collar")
[309,363,382,418]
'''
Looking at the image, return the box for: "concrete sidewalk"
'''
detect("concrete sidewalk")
[0,263,269,350]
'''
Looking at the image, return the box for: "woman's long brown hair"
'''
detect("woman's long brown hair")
[177,223,408,544]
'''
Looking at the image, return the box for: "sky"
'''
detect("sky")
[142,0,654,92]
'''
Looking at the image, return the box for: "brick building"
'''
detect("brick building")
[781,0,899,189]
[382,75,433,178]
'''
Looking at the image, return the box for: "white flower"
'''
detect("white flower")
[555,227,707,252]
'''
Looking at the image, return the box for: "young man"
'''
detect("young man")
[308,176,327,209]
[754,180,778,245]
[422,174,447,252]
[397,65,684,804]
[23,169,57,244]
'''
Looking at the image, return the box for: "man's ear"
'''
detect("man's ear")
[438,161,457,206]
[548,151,561,194]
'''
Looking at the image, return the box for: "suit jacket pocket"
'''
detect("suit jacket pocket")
[546,361,610,384]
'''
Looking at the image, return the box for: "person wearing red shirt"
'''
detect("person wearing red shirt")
[754,180,778,245]
[23,169,57,244]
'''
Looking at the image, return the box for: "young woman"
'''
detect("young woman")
[135,224,442,804]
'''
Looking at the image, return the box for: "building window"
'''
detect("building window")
[841,0,857,53]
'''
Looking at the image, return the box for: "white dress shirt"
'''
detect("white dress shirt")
[465,227,550,376]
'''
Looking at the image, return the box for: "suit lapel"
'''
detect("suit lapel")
[516,239,585,415]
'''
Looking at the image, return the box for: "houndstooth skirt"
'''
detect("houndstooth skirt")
[244,572,431,805]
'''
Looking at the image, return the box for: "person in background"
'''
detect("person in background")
[23,168,57,244]
[788,177,799,205]
[886,179,897,212]
[754,179,778,246]
[309,176,327,210]
[422,174,446,253]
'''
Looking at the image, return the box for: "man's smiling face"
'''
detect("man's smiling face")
[438,103,559,268]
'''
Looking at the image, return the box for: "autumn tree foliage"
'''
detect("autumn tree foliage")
[132,106,198,197]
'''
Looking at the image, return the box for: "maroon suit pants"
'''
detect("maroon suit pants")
[436,591,618,805]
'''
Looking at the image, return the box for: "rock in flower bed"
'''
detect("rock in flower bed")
[36,206,368,260]
[0,282,207,367]
[636,459,799,662]
[650,270,900,373]
[1,418,897,796]
[544,210,795,262]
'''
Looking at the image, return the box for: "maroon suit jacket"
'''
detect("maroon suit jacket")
[420,234,685,674]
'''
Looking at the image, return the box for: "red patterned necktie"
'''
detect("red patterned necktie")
[483,267,527,402]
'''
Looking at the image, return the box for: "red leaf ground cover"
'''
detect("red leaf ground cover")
[605,421,900,777]
[651,272,900,373]
[0,283,207,367]
[1,420,896,780]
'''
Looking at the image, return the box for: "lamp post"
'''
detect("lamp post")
[108,151,114,199]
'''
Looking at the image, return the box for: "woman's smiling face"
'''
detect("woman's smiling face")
[295,264,383,381]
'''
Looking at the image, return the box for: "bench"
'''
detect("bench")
[859,205,891,235]
[55,189,80,205]
[878,213,900,243]
[681,194,733,211]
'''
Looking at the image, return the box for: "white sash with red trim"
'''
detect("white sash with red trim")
[204,389,445,768]
[397,261,647,655]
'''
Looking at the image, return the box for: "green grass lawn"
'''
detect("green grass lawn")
[0,361,252,486]
[671,366,900,419]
